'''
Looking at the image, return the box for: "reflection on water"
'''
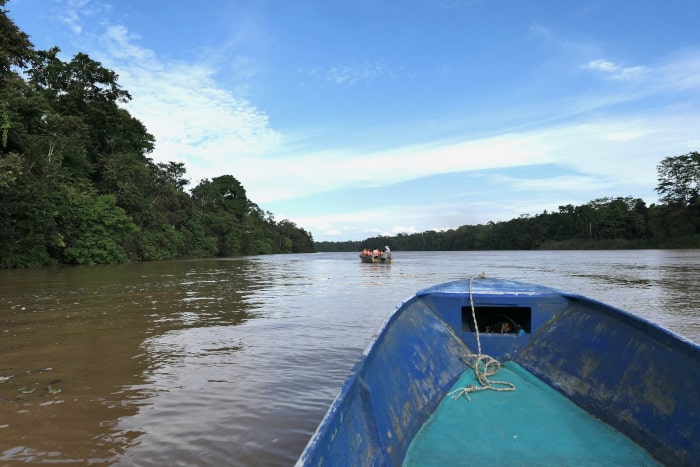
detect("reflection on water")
[1,251,699,465]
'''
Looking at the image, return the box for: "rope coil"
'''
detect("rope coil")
[448,273,516,402]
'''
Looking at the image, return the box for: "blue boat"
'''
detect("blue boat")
[297,276,700,466]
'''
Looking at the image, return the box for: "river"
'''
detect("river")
[1,250,698,465]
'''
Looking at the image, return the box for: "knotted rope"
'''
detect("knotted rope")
[448,273,516,402]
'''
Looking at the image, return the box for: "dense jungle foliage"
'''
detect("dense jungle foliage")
[3,3,698,267]
[317,152,700,252]
[0,2,314,268]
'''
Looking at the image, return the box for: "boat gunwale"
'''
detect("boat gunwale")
[297,277,700,466]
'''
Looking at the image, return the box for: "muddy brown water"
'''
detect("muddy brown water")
[1,250,698,465]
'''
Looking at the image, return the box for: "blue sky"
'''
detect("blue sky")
[7,0,700,242]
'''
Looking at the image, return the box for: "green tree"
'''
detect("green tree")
[27,47,154,180]
[0,168,63,268]
[191,175,249,256]
[130,161,194,260]
[656,151,700,206]
[0,0,33,84]
[55,186,136,264]
[276,219,315,253]
[0,0,33,148]
[1,2,320,267]
[192,175,248,218]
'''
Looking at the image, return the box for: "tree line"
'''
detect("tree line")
[3,1,698,267]
[0,1,314,268]
[317,152,700,252]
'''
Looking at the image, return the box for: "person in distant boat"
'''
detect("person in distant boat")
[373,249,380,257]
[383,246,391,259]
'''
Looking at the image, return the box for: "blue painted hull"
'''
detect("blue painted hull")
[297,277,700,466]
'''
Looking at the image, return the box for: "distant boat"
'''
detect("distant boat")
[297,276,700,466]
[359,248,392,263]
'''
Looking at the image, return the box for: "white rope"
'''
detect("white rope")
[448,273,516,402]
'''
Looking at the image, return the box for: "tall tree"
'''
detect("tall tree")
[0,0,34,172]
[656,151,700,206]
[0,0,33,85]
[54,184,136,265]
[192,175,248,218]
[191,175,250,256]
[26,48,154,180]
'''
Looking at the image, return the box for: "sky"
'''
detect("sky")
[6,0,700,242]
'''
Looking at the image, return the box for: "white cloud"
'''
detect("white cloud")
[306,61,387,86]
[178,110,696,205]
[82,25,700,209]
[387,225,417,235]
[272,115,678,201]
[583,59,649,80]
[581,49,700,94]
[16,0,700,243]
[58,0,111,35]
[267,110,700,240]
[93,25,281,187]
[287,207,419,240]
[586,59,616,73]
[658,49,700,91]
[61,8,700,207]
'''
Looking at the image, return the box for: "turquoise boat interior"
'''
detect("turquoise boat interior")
[404,363,660,466]
[297,278,700,466]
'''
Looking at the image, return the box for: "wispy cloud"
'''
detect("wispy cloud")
[291,208,421,240]
[528,23,596,54]
[57,0,110,35]
[583,59,649,80]
[581,50,700,98]
[260,115,674,206]
[658,49,700,91]
[30,0,700,241]
[94,25,281,186]
[307,61,387,86]
[57,11,700,206]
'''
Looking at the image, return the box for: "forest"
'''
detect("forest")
[0,2,315,269]
[317,152,700,253]
[2,2,698,269]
